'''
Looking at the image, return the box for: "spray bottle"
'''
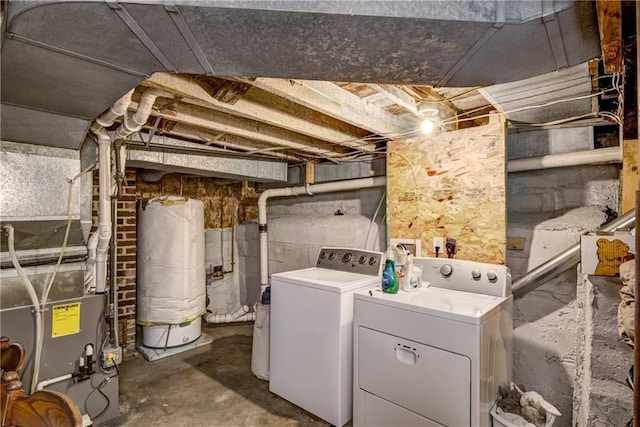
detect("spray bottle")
[381,247,399,294]
[401,253,415,292]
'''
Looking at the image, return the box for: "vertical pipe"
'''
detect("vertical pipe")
[634,6,640,425]
[110,197,119,347]
[95,132,112,294]
[635,190,639,427]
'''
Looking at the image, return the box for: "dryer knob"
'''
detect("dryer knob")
[328,252,336,260]
[487,269,498,283]
[368,257,378,266]
[359,255,367,264]
[342,252,353,263]
[440,264,453,277]
[471,268,481,280]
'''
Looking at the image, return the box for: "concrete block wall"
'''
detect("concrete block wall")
[508,207,607,425]
[573,275,633,426]
[507,167,615,426]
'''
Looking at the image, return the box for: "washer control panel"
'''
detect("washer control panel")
[414,257,511,297]
[316,247,384,277]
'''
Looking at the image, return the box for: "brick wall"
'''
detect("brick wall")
[92,169,138,356]
[114,170,138,354]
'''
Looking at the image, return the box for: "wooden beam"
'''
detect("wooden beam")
[241,78,414,139]
[368,84,418,115]
[597,0,623,74]
[161,124,307,162]
[130,100,348,159]
[143,73,375,152]
[622,139,638,213]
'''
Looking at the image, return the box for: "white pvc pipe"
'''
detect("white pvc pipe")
[36,373,73,391]
[84,232,98,291]
[507,146,622,173]
[95,89,134,128]
[90,124,112,294]
[204,305,256,323]
[114,88,171,140]
[4,225,43,394]
[257,176,387,291]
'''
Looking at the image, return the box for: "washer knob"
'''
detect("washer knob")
[359,255,367,264]
[471,268,481,280]
[319,251,327,259]
[440,264,453,277]
[328,252,336,260]
[368,257,378,266]
[342,252,352,263]
[487,269,498,283]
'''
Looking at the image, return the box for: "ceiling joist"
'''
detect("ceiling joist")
[129,101,348,160]
[239,78,415,140]
[143,73,376,152]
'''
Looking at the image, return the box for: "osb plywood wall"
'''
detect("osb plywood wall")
[387,120,507,264]
[137,173,259,229]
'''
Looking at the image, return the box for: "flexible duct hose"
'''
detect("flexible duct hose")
[4,225,42,394]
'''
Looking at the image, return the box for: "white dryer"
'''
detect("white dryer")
[353,257,513,427]
[270,247,383,427]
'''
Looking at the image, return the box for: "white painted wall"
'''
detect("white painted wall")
[210,188,386,312]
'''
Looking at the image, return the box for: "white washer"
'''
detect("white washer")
[353,257,513,427]
[270,247,383,427]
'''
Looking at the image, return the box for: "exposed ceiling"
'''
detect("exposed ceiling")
[0,1,619,176]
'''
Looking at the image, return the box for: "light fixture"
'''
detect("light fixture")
[420,119,435,134]
[417,103,440,135]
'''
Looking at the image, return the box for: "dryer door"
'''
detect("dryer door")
[357,327,471,426]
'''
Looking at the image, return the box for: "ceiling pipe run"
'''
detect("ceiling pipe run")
[95,89,134,128]
[114,88,172,140]
[507,147,623,173]
[257,176,387,294]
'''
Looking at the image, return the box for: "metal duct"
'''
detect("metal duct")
[479,63,595,125]
[1,0,600,150]
[126,134,288,183]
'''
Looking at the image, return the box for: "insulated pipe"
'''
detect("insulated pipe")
[114,88,171,140]
[36,373,73,391]
[204,305,256,323]
[257,176,387,292]
[90,124,112,294]
[512,208,636,298]
[507,147,622,173]
[95,89,134,128]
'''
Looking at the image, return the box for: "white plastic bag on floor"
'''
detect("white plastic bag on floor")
[251,303,270,380]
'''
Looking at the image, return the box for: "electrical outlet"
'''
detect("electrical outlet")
[102,346,122,368]
[433,237,444,255]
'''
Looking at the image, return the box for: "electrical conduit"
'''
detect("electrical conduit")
[512,208,636,297]
[257,176,387,293]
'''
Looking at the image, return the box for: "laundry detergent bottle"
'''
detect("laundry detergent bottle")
[381,247,399,294]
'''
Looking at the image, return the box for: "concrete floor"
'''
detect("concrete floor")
[102,324,332,427]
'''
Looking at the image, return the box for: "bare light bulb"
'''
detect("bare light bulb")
[420,119,435,134]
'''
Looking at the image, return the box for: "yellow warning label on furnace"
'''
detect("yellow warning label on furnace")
[52,302,81,338]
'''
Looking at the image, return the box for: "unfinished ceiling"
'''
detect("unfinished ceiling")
[0,0,612,172]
